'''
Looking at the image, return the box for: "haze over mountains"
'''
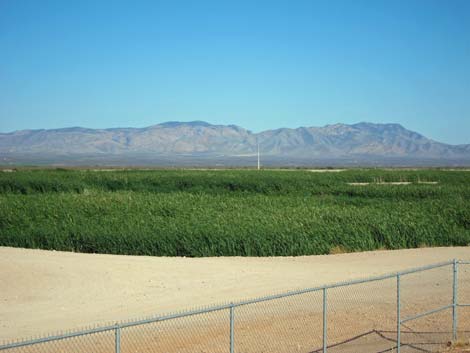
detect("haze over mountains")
[1,121,469,166]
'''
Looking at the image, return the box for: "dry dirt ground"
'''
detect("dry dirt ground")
[1,246,470,352]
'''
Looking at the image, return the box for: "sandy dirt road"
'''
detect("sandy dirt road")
[1,246,470,345]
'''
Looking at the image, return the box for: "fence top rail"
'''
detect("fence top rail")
[0,258,460,350]
[234,259,454,307]
[0,325,120,350]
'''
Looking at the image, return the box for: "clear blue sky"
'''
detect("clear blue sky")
[1,0,469,144]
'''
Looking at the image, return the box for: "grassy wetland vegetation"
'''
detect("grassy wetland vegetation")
[0,168,469,256]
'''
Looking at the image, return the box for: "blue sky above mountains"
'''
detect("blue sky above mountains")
[0,0,469,144]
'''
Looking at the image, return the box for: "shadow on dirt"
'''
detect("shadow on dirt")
[309,329,470,353]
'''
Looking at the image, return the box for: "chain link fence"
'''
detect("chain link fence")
[1,259,469,353]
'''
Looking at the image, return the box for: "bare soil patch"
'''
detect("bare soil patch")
[347,181,439,185]
[308,169,345,172]
[1,246,470,346]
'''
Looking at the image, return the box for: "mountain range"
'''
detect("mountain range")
[1,121,469,166]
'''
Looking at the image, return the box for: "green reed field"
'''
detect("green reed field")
[0,169,469,256]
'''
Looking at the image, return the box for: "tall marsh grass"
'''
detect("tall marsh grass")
[0,169,469,256]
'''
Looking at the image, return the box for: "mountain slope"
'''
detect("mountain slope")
[0,121,469,165]
[257,123,468,158]
[0,122,255,155]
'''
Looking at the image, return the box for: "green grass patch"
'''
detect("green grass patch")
[0,169,469,256]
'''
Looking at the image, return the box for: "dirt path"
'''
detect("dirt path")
[1,246,470,344]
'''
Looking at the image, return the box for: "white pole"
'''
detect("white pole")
[257,141,260,170]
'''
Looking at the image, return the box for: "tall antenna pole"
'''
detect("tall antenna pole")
[257,140,260,170]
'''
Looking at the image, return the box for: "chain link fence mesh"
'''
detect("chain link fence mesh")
[326,277,397,353]
[234,290,323,353]
[458,262,470,341]
[400,264,454,352]
[0,329,115,353]
[1,260,470,353]
[121,308,230,353]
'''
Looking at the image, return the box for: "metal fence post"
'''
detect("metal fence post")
[115,324,121,353]
[397,274,401,353]
[323,287,327,353]
[453,259,458,340]
[230,303,235,353]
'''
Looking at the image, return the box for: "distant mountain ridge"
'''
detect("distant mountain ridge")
[1,121,469,166]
